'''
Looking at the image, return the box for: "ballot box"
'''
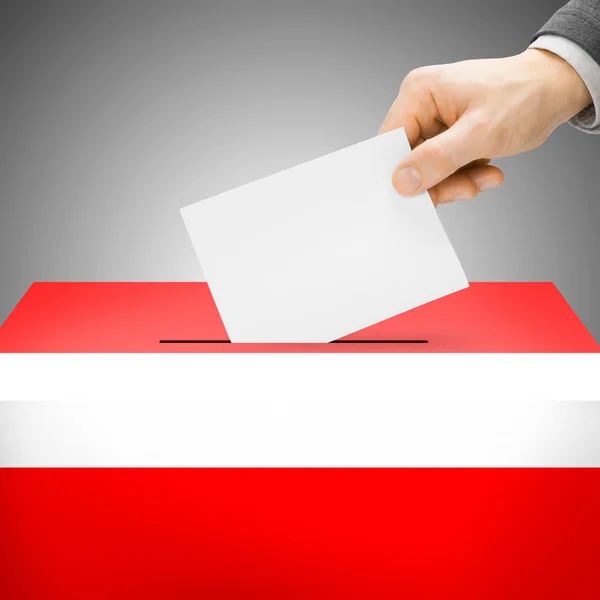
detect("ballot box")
[1,282,600,598]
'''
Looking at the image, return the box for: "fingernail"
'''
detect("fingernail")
[453,193,473,201]
[479,180,500,192]
[393,166,421,193]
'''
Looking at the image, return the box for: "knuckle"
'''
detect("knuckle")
[400,67,429,94]
[469,110,492,137]
[423,137,457,177]
[468,110,496,150]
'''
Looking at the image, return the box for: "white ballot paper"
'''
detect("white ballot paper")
[181,128,468,343]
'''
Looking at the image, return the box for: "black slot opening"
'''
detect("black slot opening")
[160,340,231,344]
[159,339,428,344]
[331,339,428,344]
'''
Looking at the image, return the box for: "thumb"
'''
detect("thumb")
[393,115,483,195]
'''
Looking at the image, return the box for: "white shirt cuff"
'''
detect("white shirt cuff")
[529,34,600,134]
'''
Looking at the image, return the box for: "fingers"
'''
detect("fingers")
[392,113,486,195]
[379,104,421,149]
[463,158,491,168]
[428,164,504,207]
[378,97,403,135]
[378,69,440,147]
[381,71,497,204]
[378,94,413,136]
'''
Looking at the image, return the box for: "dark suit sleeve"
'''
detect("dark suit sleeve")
[531,1,600,66]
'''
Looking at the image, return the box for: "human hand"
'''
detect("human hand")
[379,49,592,206]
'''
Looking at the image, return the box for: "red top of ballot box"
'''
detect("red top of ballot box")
[0,282,597,353]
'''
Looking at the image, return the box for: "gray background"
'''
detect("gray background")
[1,0,598,339]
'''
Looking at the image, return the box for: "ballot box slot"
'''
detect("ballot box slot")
[331,340,428,344]
[159,340,232,344]
[158,339,428,344]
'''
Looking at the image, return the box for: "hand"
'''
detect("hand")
[379,49,592,206]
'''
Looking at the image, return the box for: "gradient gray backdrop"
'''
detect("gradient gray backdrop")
[1,0,599,339]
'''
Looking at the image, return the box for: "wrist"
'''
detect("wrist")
[522,48,592,123]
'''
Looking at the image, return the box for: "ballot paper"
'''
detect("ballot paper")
[181,128,468,343]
